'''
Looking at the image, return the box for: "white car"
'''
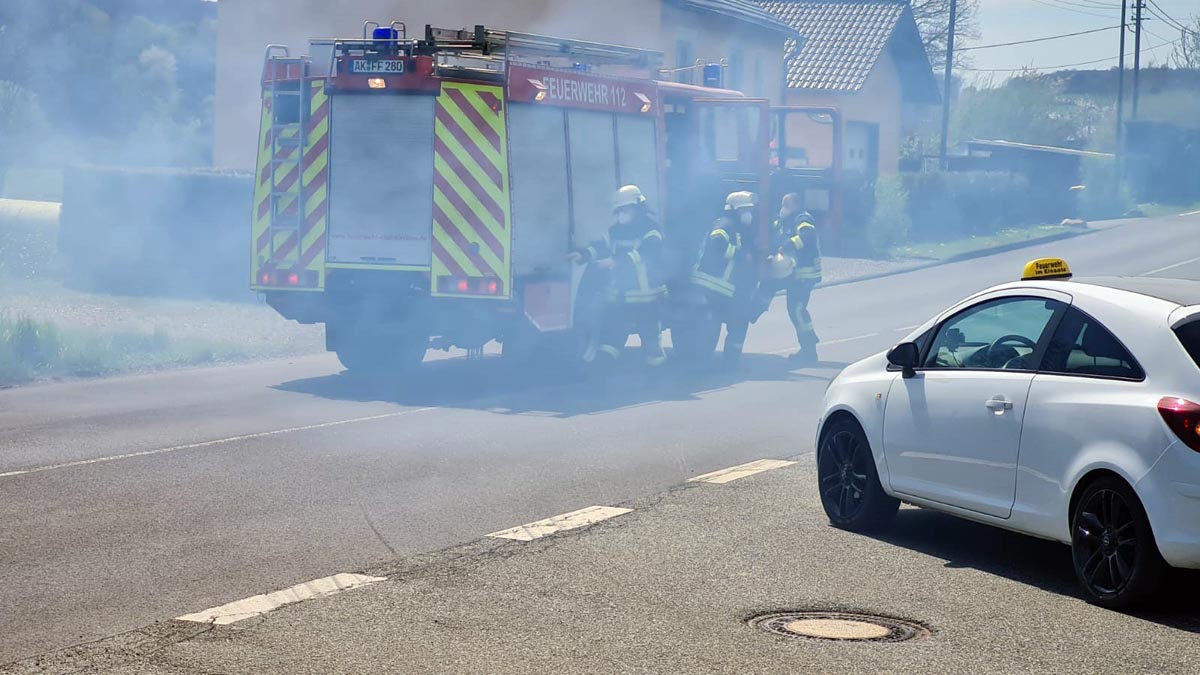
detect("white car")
[817,258,1200,608]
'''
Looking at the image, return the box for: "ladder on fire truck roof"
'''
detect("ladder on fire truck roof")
[263,45,309,266]
[420,25,664,69]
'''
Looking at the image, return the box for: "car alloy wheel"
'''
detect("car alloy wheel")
[1074,488,1138,596]
[820,429,870,521]
[1070,477,1167,609]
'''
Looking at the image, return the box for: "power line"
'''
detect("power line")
[1048,0,1121,10]
[1030,0,1120,19]
[1145,0,1197,34]
[960,35,1181,72]
[958,24,1120,51]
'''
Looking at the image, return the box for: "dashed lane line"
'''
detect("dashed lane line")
[0,407,439,480]
[176,573,386,626]
[688,458,798,484]
[486,505,633,542]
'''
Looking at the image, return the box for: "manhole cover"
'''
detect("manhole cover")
[748,611,930,643]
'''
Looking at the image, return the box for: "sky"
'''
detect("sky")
[967,0,1198,75]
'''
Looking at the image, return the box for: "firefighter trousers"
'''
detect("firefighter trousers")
[786,280,819,350]
[711,294,751,364]
[597,300,665,365]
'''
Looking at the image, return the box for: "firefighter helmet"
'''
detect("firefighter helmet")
[613,185,647,211]
[724,191,757,212]
[768,253,797,279]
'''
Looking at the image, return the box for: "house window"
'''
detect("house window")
[675,39,694,85]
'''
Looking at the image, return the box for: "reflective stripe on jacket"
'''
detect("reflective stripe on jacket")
[690,226,740,298]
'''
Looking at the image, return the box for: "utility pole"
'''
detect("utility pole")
[1132,0,1143,120]
[938,0,958,170]
[1116,0,1127,165]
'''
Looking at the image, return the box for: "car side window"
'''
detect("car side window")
[924,297,1062,371]
[1039,308,1144,380]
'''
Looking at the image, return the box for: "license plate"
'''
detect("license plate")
[350,60,405,74]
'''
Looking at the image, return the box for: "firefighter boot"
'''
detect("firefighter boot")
[790,334,819,366]
[642,332,667,367]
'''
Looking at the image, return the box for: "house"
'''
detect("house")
[214,0,795,169]
[759,0,940,175]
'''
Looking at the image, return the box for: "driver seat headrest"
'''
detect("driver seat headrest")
[1081,324,1125,360]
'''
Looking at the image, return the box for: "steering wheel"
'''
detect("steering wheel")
[986,334,1037,367]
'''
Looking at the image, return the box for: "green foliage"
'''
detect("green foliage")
[951,76,1101,149]
[0,0,215,169]
[1077,158,1133,221]
[901,171,1036,243]
[866,175,911,254]
[0,313,245,385]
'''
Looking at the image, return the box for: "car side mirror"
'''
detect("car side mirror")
[887,342,921,378]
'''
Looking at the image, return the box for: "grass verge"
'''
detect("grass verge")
[0,313,251,386]
[887,224,1078,262]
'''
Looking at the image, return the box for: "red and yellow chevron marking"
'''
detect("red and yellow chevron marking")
[432,82,512,299]
[251,81,329,291]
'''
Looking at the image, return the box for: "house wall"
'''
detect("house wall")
[215,0,785,169]
[783,48,908,174]
[659,5,785,100]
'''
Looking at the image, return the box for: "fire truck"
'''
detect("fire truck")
[252,22,842,372]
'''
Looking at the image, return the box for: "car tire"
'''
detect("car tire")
[1070,476,1168,609]
[818,418,899,532]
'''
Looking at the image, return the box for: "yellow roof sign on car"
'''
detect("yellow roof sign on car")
[1022,257,1073,281]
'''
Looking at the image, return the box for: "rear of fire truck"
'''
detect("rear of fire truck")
[251,22,841,374]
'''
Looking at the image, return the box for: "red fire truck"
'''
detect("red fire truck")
[252,22,841,372]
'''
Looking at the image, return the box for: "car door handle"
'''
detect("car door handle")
[985,398,1014,411]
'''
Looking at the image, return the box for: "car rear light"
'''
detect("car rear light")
[1158,397,1200,451]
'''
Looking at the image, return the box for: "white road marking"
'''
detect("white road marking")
[766,332,880,355]
[0,407,438,480]
[176,573,385,626]
[1143,256,1200,277]
[688,458,798,484]
[895,325,922,332]
[486,505,633,542]
[1180,209,1200,217]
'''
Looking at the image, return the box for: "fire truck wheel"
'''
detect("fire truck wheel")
[335,332,426,375]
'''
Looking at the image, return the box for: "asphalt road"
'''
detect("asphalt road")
[2,213,1199,665]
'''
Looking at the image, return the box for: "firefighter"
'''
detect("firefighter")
[687,191,760,366]
[568,185,667,366]
[772,193,822,364]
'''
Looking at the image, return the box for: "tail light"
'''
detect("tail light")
[258,270,317,289]
[437,276,503,296]
[1157,397,1200,451]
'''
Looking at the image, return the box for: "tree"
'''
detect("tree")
[1171,17,1200,69]
[910,0,981,70]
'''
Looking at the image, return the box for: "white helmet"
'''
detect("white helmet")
[768,253,796,279]
[613,185,647,211]
[724,191,757,212]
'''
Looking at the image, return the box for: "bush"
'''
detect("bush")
[866,175,912,254]
[901,171,1036,242]
[1078,157,1133,221]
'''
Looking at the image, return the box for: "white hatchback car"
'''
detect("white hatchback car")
[817,258,1200,608]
